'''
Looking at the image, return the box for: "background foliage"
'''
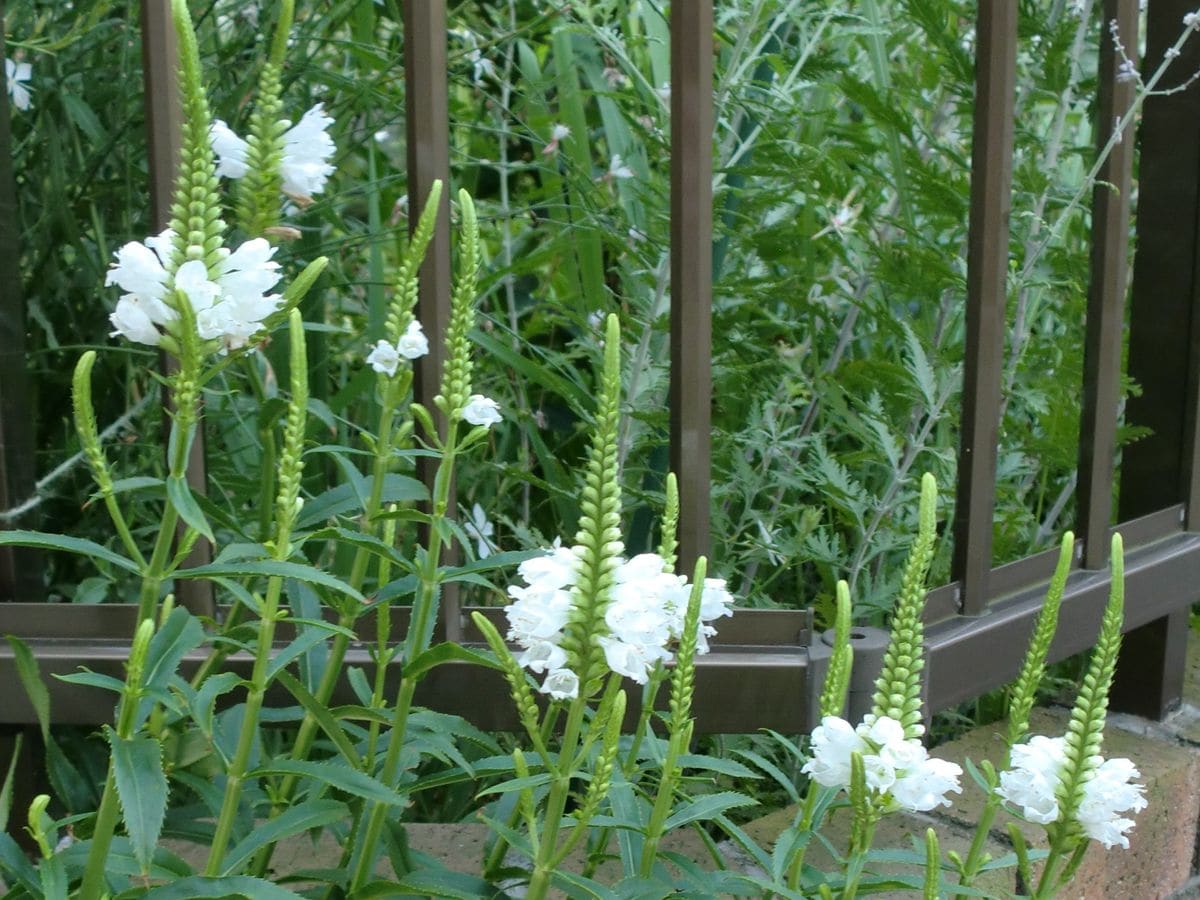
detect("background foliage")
[5,0,1125,621]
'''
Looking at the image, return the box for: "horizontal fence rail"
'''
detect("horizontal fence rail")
[1,0,1200,737]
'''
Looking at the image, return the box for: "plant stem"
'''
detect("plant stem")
[348,425,459,890]
[526,696,587,900]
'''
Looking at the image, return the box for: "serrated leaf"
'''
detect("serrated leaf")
[0,530,139,573]
[176,560,364,602]
[676,753,760,779]
[274,671,361,769]
[403,642,501,679]
[662,791,757,831]
[5,636,50,741]
[220,799,348,875]
[382,867,516,899]
[142,875,307,899]
[248,759,405,805]
[297,474,428,528]
[110,732,168,874]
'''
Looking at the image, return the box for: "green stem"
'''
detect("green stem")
[785,783,821,890]
[526,696,588,900]
[624,663,665,775]
[79,624,146,900]
[639,726,683,877]
[958,792,1002,888]
[841,819,877,900]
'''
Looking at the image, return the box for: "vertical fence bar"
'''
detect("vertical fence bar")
[669,2,714,576]
[951,1,1017,616]
[404,1,458,638]
[141,0,213,616]
[1112,0,1200,719]
[1077,0,1138,570]
[0,5,41,601]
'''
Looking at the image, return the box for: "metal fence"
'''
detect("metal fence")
[1,0,1198,742]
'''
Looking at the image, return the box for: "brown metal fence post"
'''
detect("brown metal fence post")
[1077,0,1138,570]
[0,2,41,602]
[951,0,1017,615]
[669,1,714,576]
[1112,0,1200,719]
[141,0,214,617]
[404,0,459,639]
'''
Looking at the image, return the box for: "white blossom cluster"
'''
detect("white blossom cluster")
[803,715,963,812]
[365,320,429,376]
[211,103,336,199]
[503,545,734,700]
[996,734,1147,849]
[106,229,282,351]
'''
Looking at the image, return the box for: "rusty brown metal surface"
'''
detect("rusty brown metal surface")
[1112,0,1200,719]
[0,2,41,601]
[952,0,1018,616]
[1077,0,1138,570]
[404,1,459,638]
[141,0,214,616]
[669,1,714,576]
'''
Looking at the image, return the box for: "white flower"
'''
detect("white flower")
[891,757,963,812]
[1116,59,1138,84]
[210,120,250,178]
[517,544,579,590]
[464,502,496,558]
[551,123,571,142]
[655,82,671,102]
[462,394,502,427]
[996,735,1145,846]
[466,48,496,84]
[608,154,634,180]
[540,667,579,700]
[1185,11,1200,30]
[109,296,164,346]
[5,58,32,111]
[366,340,401,376]
[281,103,336,198]
[1077,756,1147,849]
[210,104,336,200]
[396,319,429,359]
[517,640,567,675]
[598,636,664,684]
[105,231,281,351]
[803,716,867,788]
[996,735,1066,825]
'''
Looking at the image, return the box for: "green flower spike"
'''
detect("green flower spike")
[572,689,626,834]
[658,472,679,571]
[471,611,548,757]
[669,557,707,741]
[235,0,294,235]
[869,472,938,738]
[436,189,481,418]
[387,180,443,346]
[559,313,624,693]
[1055,534,1125,828]
[923,828,941,900]
[819,580,854,719]
[168,0,226,268]
[1007,532,1074,747]
[273,308,309,538]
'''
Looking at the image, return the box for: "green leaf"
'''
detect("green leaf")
[176,560,365,602]
[676,753,760,779]
[475,772,554,797]
[0,530,139,573]
[0,733,23,833]
[142,875,307,899]
[167,475,215,541]
[439,549,542,581]
[248,760,406,805]
[5,636,50,741]
[402,642,501,679]
[0,831,39,893]
[274,671,362,769]
[54,670,127,694]
[109,732,169,875]
[220,799,349,875]
[663,792,758,832]
[143,607,206,694]
[297,474,428,528]
[378,868,517,899]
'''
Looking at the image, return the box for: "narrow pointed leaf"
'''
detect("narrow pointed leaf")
[0,530,139,573]
[220,799,349,875]
[110,732,169,874]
